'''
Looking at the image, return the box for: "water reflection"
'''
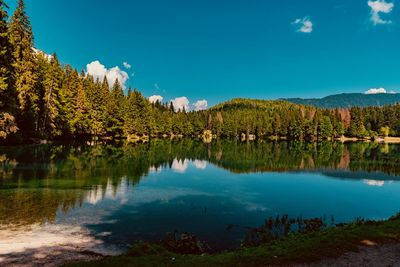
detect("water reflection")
[171,159,189,173]
[193,160,207,170]
[363,179,388,187]
[85,177,129,205]
[1,140,400,256]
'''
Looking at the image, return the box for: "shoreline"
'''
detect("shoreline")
[3,135,400,146]
[0,247,104,267]
[2,214,400,266]
[0,223,118,267]
[65,214,400,267]
[336,136,400,144]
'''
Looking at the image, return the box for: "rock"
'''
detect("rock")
[161,232,211,254]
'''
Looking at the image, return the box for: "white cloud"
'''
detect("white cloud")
[147,96,207,112]
[149,95,163,104]
[171,97,190,112]
[171,159,189,173]
[86,60,129,90]
[368,0,394,25]
[365,88,397,94]
[193,99,208,111]
[365,87,387,94]
[123,62,131,69]
[32,47,53,61]
[107,67,129,89]
[292,17,313,33]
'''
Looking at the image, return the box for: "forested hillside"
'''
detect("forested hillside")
[1,1,400,143]
[208,98,400,139]
[284,93,400,109]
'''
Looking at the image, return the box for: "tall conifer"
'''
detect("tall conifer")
[41,53,63,136]
[8,0,38,132]
[0,0,16,113]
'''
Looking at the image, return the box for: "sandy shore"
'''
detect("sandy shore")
[0,246,104,267]
[0,223,115,267]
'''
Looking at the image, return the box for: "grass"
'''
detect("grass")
[68,214,400,267]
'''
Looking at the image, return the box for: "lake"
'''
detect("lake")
[1,140,400,257]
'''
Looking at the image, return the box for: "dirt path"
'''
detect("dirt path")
[297,243,400,267]
[2,242,400,266]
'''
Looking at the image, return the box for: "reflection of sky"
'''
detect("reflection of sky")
[2,158,400,256]
[53,160,400,252]
[363,179,387,187]
[193,160,207,170]
[86,177,129,205]
[171,158,189,173]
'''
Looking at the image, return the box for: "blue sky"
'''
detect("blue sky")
[7,0,400,108]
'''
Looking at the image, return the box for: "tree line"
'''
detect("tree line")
[207,99,400,140]
[1,0,400,143]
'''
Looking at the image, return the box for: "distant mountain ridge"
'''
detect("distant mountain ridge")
[283,93,400,109]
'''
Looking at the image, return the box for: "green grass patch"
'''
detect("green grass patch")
[68,214,400,267]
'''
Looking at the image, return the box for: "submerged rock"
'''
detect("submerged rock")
[161,232,211,254]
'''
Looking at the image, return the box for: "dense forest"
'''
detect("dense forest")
[1,0,400,143]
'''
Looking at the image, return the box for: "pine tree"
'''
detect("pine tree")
[317,116,333,140]
[70,71,90,135]
[84,75,108,135]
[348,107,367,138]
[8,0,38,133]
[169,102,175,112]
[40,53,63,137]
[124,89,150,136]
[0,0,15,113]
[58,65,78,135]
[107,78,125,136]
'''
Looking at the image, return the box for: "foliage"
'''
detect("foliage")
[8,0,38,133]
[0,1,400,142]
[0,112,17,138]
[239,215,331,247]
[380,126,390,137]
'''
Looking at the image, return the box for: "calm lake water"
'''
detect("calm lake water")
[1,140,400,255]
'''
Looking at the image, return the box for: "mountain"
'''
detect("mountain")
[283,93,400,109]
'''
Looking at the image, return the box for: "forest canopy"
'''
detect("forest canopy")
[1,0,400,143]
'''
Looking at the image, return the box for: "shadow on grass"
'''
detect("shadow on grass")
[67,213,400,267]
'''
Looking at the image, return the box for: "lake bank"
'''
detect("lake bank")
[1,215,399,267]
[336,136,400,144]
[67,213,400,267]
[0,223,117,267]
[1,141,400,266]
[4,134,400,147]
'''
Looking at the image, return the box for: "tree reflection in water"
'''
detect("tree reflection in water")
[0,140,399,228]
